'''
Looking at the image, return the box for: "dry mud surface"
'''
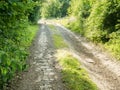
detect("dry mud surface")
[7,23,120,90]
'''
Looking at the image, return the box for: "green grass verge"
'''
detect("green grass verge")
[48,24,55,30]
[25,24,38,46]
[55,50,98,90]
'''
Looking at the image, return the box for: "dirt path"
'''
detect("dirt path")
[55,24,120,90]
[7,23,120,90]
[7,24,66,90]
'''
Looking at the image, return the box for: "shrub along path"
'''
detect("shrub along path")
[7,22,120,90]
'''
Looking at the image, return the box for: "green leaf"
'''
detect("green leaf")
[7,59,11,66]
[1,68,7,76]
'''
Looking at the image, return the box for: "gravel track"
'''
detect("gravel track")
[7,24,66,90]
[7,23,120,90]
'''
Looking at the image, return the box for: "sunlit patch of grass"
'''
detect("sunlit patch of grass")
[48,24,55,30]
[26,24,38,46]
[19,24,38,48]
[48,25,68,49]
[53,34,68,48]
[48,24,59,34]
[55,50,98,90]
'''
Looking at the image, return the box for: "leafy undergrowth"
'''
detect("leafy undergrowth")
[0,24,38,89]
[105,31,120,60]
[62,0,120,60]
[55,50,98,90]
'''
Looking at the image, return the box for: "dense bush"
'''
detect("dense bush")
[67,0,120,59]
[85,0,120,43]
[105,31,120,59]
[67,0,91,35]
[41,0,62,18]
[28,0,43,23]
[41,0,71,18]
[0,0,39,89]
[59,0,71,17]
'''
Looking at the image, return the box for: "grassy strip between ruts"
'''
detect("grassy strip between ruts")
[48,25,68,49]
[50,25,98,90]
[53,34,68,48]
[55,50,98,90]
